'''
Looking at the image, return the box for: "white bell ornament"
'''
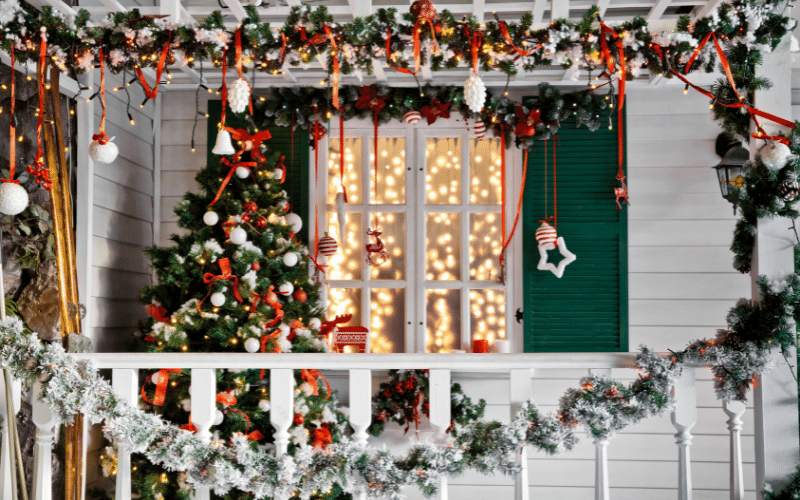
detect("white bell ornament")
[212,128,236,156]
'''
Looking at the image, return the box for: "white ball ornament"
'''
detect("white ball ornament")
[272,168,283,180]
[181,399,191,412]
[88,138,119,164]
[283,252,299,267]
[284,212,302,232]
[214,409,224,425]
[278,282,294,296]
[244,337,261,353]
[230,227,248,245]
[210,292,226,307]
[235,166,250,179]
[0,182,29,215]
[278,323,291,336]
[759,142,793,171]
[309,318,322,330]
[203,211,219,226]
[258,399,271,412]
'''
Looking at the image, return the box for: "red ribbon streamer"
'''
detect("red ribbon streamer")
[4,44,15,184]
[385,18,439,76]
[599,22,626,180]
[141,368,182,406]
[499,147,528,273]
[301,369,331,399]
[499,21,539,57]
[471,30,482,76]
[135,32,172,100]
[198,258,244,311]
[339,113,347,202]
[306,24,341,110]
[259,329,282,379]
[93,46,110,145]
[216,390,251,427]
[208,158,258,206]
[311,120,323,275]
[234,29,254,115]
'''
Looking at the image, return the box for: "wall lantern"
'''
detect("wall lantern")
[713,146,749,214]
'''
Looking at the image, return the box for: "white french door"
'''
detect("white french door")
[321,117,511,353]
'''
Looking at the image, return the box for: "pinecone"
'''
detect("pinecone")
[464,75,486,114]
[228,78,251,114]
[778,180,800,201]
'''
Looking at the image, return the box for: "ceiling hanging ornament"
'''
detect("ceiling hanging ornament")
[213,46,235,156]
[464,29,486,114]
[89,46,119,165]
[471,118,486,140]
[536,136,575,278]
[0,44,29,216]
[365,227,389,266]
[228,29,253,115]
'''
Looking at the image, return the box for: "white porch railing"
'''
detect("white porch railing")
[0,352,753,500]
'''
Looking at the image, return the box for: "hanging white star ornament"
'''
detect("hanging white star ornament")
[537,237,576,278]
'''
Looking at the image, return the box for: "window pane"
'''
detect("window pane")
[327,288,362,326]
[469,138,502,205]
[426,138,461,205]
[470,289,506,346]
[368,137,406,204]
[426,288,461,353]
[326,211,362,281]
[368,212,405,280]
[328,138,363,204]
[426,213,461,281]
[469,213,501,281]
[370,288,405,353]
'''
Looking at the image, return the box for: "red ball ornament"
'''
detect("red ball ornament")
[318,234,339,257]
[410,0,436,19]
[255,216,268,229]
[241,213,252,223]
[252,261,261,271]
[243,202,258,213]
[293,413,304,426]
[293,290,308,303]
[265,291,279,307]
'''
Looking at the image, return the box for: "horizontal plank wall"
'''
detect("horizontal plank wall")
[91,70,156,352]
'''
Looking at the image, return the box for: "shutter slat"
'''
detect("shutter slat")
[523,113,628,353]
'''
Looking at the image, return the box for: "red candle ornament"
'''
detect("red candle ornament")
[472,339,489,353]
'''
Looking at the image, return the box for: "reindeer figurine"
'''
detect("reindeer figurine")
[319,314,353,340]
[614,172,630,210]
[365,227,389,266]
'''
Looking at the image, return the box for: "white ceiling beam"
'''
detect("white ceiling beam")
[550,0,569,21]
[97,0,127,13]
[694,0,724,18]
[27,0,75,20]
[473,0,486,23]
[347,0,372,19]
[597,0,611,17]
[222,0,249,22]
[285,0,302,6]
[532,0,547,24]
[372,58,387,82]
[647,0,671,21]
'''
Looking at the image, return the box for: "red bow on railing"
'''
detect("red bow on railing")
[198,258,244,311]
[209,158,258,206]
[141,368,182,406]
[181,416,198,433]
[301,369,331,399]
[313,426,332,450]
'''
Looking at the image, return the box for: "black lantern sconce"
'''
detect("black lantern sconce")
[713,146,749,215]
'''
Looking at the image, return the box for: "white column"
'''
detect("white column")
[190,369,216,500]
[349,369,371,500]
[428,369,451,500]
[32,380,57,500]
[112,369,138,500]
[509,369,532,500]
[723,400,746,500]
[0,370,21,500]
[270,369,294,457]
[751,32,800,500]
[672,368,697,500]
[75,71,94,341]
[593,439,610,500]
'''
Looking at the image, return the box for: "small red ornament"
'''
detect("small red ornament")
[252,261,261,271]
[244,201,258,213]
[255,216,268,229]
[293,290,308,303]
[313,124,327,141]
[265,291,279,307]
[241,213,252,223]
[514,106,542,137]
[420,98,451,125]
[355,84,386,113]
[293,413,304,426]
[410,0,436,20]
[318,234,339,257]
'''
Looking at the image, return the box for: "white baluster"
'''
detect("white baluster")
[191,369,216,500]
[428,369,450,500]
[112,369,138,500]
[671,368,697,500]
[0,369,20,500]
[270,369,294,457]
[509,369,532,500]
[32,380,57,500]
[349,369,371,500]
[723,400,746,500]
[590,368,611,500]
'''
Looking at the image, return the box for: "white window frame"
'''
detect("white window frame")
[315,115,519,353]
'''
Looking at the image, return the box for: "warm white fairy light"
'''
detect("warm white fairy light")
[470,289,506,343]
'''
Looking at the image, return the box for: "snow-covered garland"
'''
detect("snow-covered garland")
[2,269,797,498]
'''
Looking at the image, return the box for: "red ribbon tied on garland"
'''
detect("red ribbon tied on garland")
[198,258,244,312]
[386,2,439,76]
[141,368,182,406]
[146,304,170,323]
[514,106,542,137]
[499,21,540,57]
[135,32,172,100]
[208,158,258,206]
[313,426,333,450]
[225,128,272,163]
[420,98,451,125]
[301,369,331,399]
[306,24,342,110]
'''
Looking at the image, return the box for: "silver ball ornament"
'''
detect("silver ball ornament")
[89,139,119,164]
[759,142,793,171]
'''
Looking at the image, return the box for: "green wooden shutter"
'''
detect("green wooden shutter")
[207,100,310,243]
[522,112,628,353]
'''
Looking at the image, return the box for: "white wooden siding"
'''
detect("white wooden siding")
[89,70,156,353]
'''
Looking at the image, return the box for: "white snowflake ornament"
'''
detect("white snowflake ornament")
[228,77,251,114]
[464,74,487,113]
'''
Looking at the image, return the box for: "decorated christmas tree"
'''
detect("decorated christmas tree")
[120,104,347,499]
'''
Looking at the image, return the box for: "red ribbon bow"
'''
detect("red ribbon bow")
[198,258,244,311]
[141,368,182,406]
[313,426,332,450]
[217,389,251,427]
[226,128,273,163]
[146,304,170,323]
[208,158,259,206]
[233,430,264,442]
[301,369,331,399]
